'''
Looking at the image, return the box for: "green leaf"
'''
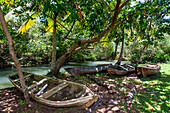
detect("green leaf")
[71,12,80,21]
[43,3,49,13]
[51,3,59,12]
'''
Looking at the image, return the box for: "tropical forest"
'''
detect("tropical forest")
[0,0,169,112]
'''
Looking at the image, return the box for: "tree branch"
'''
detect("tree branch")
[82,0,121,44]
[119,0,131,9]
[115,13,136,26]
[64,21,76,39]
[36,4,69,31]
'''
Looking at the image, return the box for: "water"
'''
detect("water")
[0,61,129,89]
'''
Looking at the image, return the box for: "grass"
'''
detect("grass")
[124,63,170,112]
[62,63,170,112]
[12,63,170,113]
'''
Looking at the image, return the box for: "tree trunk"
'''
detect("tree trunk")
[51,0,130,76]
[116,28,125,65]
[135,46,146,74]
[52,42,80,75]
[113,42,118,60]
[0,8,29,101]
[135,21,151,75]
[51,13,57,73]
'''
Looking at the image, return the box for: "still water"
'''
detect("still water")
[0,61,128,89]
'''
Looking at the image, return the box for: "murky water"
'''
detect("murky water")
[0,61,129,89]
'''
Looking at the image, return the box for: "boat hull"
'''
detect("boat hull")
[107,64,135,76]
[137,64,161,77]
[65,64,112,76]
[8,72,99,108]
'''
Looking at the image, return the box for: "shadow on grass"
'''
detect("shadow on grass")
[128,72,170,112]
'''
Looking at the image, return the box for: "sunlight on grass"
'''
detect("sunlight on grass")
[127,63,170,112]
[159,63,170,75]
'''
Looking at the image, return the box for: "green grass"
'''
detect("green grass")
[128,63,170,112]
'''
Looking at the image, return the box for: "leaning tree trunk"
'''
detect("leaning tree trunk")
[51,13,57,73]
[52,42,80,75]
[0,8,29,101]
[116,28,124,65]
[51,0,130,76]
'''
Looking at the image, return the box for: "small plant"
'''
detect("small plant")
[19,99,24,106]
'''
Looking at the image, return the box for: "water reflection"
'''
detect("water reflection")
[0,61,129,89]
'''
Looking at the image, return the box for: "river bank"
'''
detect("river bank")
[0,63,169,112]
[0,72,140,113]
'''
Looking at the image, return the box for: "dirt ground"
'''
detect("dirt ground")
[0,73,146,113]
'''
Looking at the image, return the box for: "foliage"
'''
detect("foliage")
[90,43,114,60]
[126,33,170,63]
[0,0,169,67]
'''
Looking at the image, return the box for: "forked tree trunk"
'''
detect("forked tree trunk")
[0,8,29,101]
[116,28,124,65]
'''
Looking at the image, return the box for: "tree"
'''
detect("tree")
[0,7,29,101]
[51,0,131,75]
[124,0,169,73]
[5,0,130,76]
[116,27,125,65]
[3,0,169,76]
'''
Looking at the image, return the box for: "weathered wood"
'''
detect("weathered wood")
[9,72,99,108]
[118,65,129,71]
[126,64,134,68]
[40,82,69,99]
[86,95,102,113]
[28,78,48,90]
[13,74,32,82]
[137,64,161,77]
[86,74,115,94]
[65,64,112,76]
[126,87,136,106]
[107,64,135,76]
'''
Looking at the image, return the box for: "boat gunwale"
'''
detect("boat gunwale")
[8,72,98,107]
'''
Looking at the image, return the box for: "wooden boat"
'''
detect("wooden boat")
[8,72,99,108]
[137,64,161,77]
[107,64,135,76]
[65,64,112,76]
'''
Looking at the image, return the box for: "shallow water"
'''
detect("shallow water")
[0,61,129,89]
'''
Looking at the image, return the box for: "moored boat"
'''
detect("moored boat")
[107,64,135,76]
[137,64,161,77]
[8,72,99,108]
[65,64,112,76]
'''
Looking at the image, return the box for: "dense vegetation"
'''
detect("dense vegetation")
[0,0,169,70]
[0,23,169,67]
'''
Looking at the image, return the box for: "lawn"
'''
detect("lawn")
[123,63,170,112]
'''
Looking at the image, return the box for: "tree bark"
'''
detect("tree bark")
[116,28,125,65]
[0,8,29,101]
[51,13,57,73]
[113,42,119,60]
